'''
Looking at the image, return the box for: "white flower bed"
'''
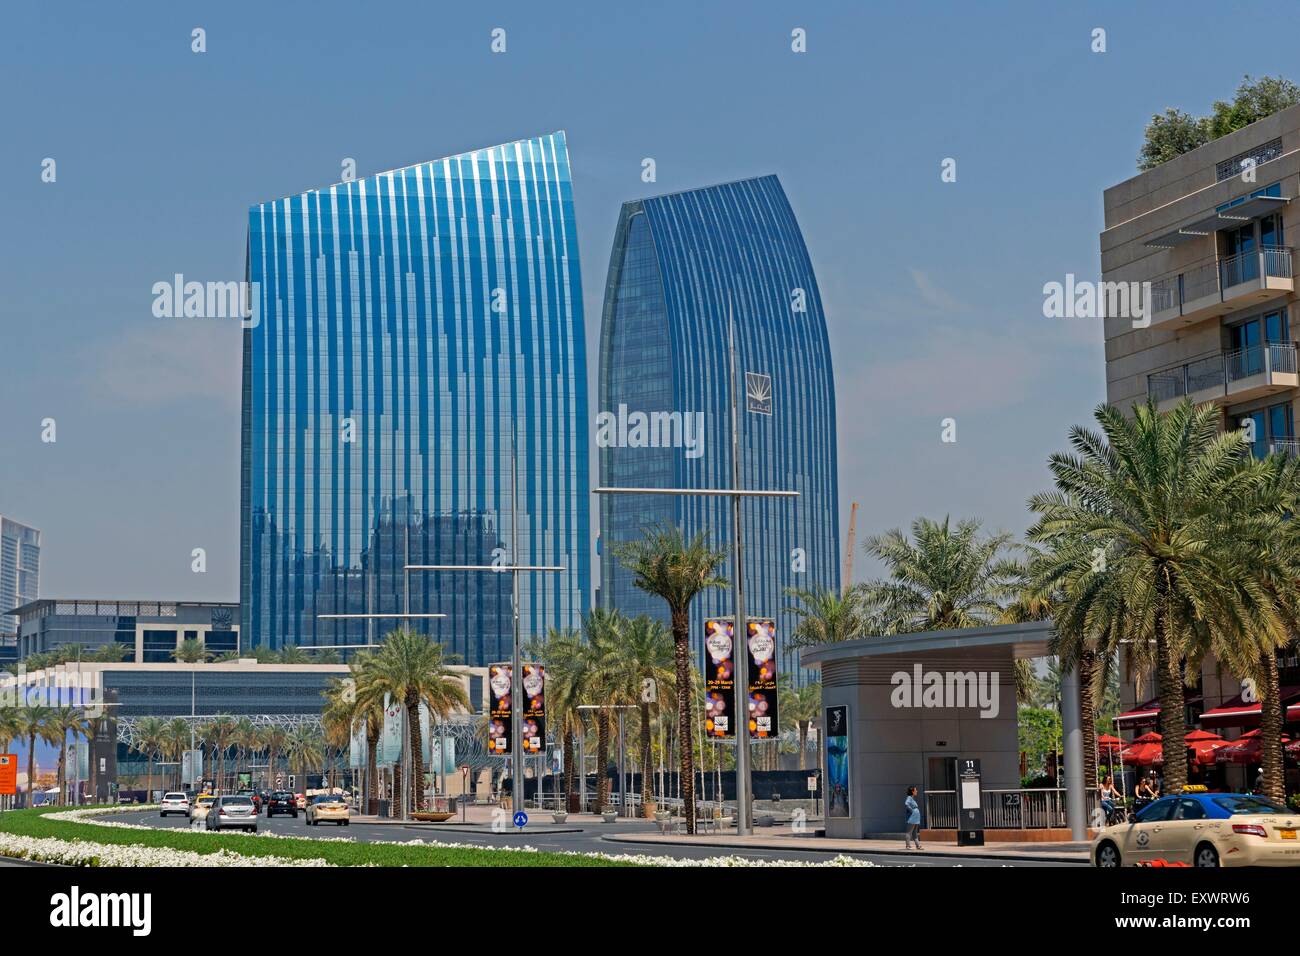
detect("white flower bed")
[44,805,877,867]
[7,805,332,867]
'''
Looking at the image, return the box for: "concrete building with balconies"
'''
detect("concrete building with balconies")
[1102,105,1300,457]
[1102,107,1300,783]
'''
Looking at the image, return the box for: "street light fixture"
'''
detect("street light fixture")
[407,445,565,820]
[593,318,798,836]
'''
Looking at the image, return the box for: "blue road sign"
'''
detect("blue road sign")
[513,810,528,829]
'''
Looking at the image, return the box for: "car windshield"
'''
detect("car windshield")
[313,795,344,804]
[222,798,253,807]
[273,792,293,800]
[164,793,186,800]
[1211,795,1290,815]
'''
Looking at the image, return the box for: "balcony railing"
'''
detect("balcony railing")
[1147,248,1293,322]
[1269,437,1300,457]
[1148,343,1297,403]
[1220,245,1293,289]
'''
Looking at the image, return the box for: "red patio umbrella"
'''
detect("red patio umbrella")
[1097,733,1127,754]
[1215,728,1292,765]
[1184,729,1228,766]
[1121,731,1163,767]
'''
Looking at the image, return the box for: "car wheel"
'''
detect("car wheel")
[1194,843,1220,868]
[1095,841,1121,868]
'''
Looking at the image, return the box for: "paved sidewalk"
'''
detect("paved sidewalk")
[600,828,1091,864]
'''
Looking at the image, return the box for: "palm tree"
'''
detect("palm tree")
[527,627,588,812]
[160,718,192,790]
[621,615,674,816]
[285,726,324,796]
[262,724,289,792]
[612,524,728,835]
[204,716,238,792]
[1027,399,1283,794]
[859,516,1021,635]
[779,678,821,769]
[232,718,258,788]
[171,638,209,665]
[50,707,92,805]
[353,629,469,814]
[783,585,871,648]
[583,608,626,811]
[132,716,166,799]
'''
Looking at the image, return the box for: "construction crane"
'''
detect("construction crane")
[843,501,859,594]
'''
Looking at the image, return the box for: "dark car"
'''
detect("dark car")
[236,789,263,813]
[265,790,299,818]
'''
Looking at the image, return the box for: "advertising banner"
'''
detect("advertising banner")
[379,695,404,765]
[703,618,736,738]
[521,664,545,754]
[0,754,16,796]
[825,705,850,818]
[487,663,512,755]
[746,618,779,738]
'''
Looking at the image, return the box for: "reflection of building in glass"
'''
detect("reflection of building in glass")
[1,515,40,663]
[598,176,839,679]
[242,132,590,663]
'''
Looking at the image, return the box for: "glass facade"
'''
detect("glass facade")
[0,516,40,642]
[242,132,590,664]
[597,176,840,680]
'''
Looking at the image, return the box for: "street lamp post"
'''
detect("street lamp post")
[594,317,797,835]
[407,445,564,820]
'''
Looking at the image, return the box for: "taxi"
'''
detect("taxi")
[305,793,350,827]
[188,793,217,822]
[1092,787,1300,867]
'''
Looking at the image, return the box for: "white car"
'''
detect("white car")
[159,792,190,817]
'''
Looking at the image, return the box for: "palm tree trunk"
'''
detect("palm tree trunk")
[405,696,424,813]
[596,712,611,810]
[1155,608,1188,794]
[365,726,379,815]
[562,728,576,812]
[1258,651,1285,803]
[797,722,809,771]
[672,609,696,834]
[1079,650,1099,792]
[57,740,66,806]
[26,733,36,808]
[639,702,653,817]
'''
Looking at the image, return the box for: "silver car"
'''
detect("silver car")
[205,795,258,832]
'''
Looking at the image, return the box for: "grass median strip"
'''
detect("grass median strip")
[0,807,630,867]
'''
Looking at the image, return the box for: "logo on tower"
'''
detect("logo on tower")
[745,372,772,415]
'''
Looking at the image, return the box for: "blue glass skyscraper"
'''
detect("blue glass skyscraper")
[242,132,590,665]
[597,175,840,679]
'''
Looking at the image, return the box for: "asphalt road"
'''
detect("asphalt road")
[111,809,1082,866]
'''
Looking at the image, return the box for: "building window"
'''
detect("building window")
[1216,141,1283,183]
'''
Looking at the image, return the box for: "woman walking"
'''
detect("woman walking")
[904,786,922,850]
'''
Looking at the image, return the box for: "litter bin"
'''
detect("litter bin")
[377,799,391,819]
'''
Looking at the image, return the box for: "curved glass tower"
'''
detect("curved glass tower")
[242,132,589,664]
[597,175,839,679]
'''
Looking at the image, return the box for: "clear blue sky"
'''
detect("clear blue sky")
[2,0,1295,600]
